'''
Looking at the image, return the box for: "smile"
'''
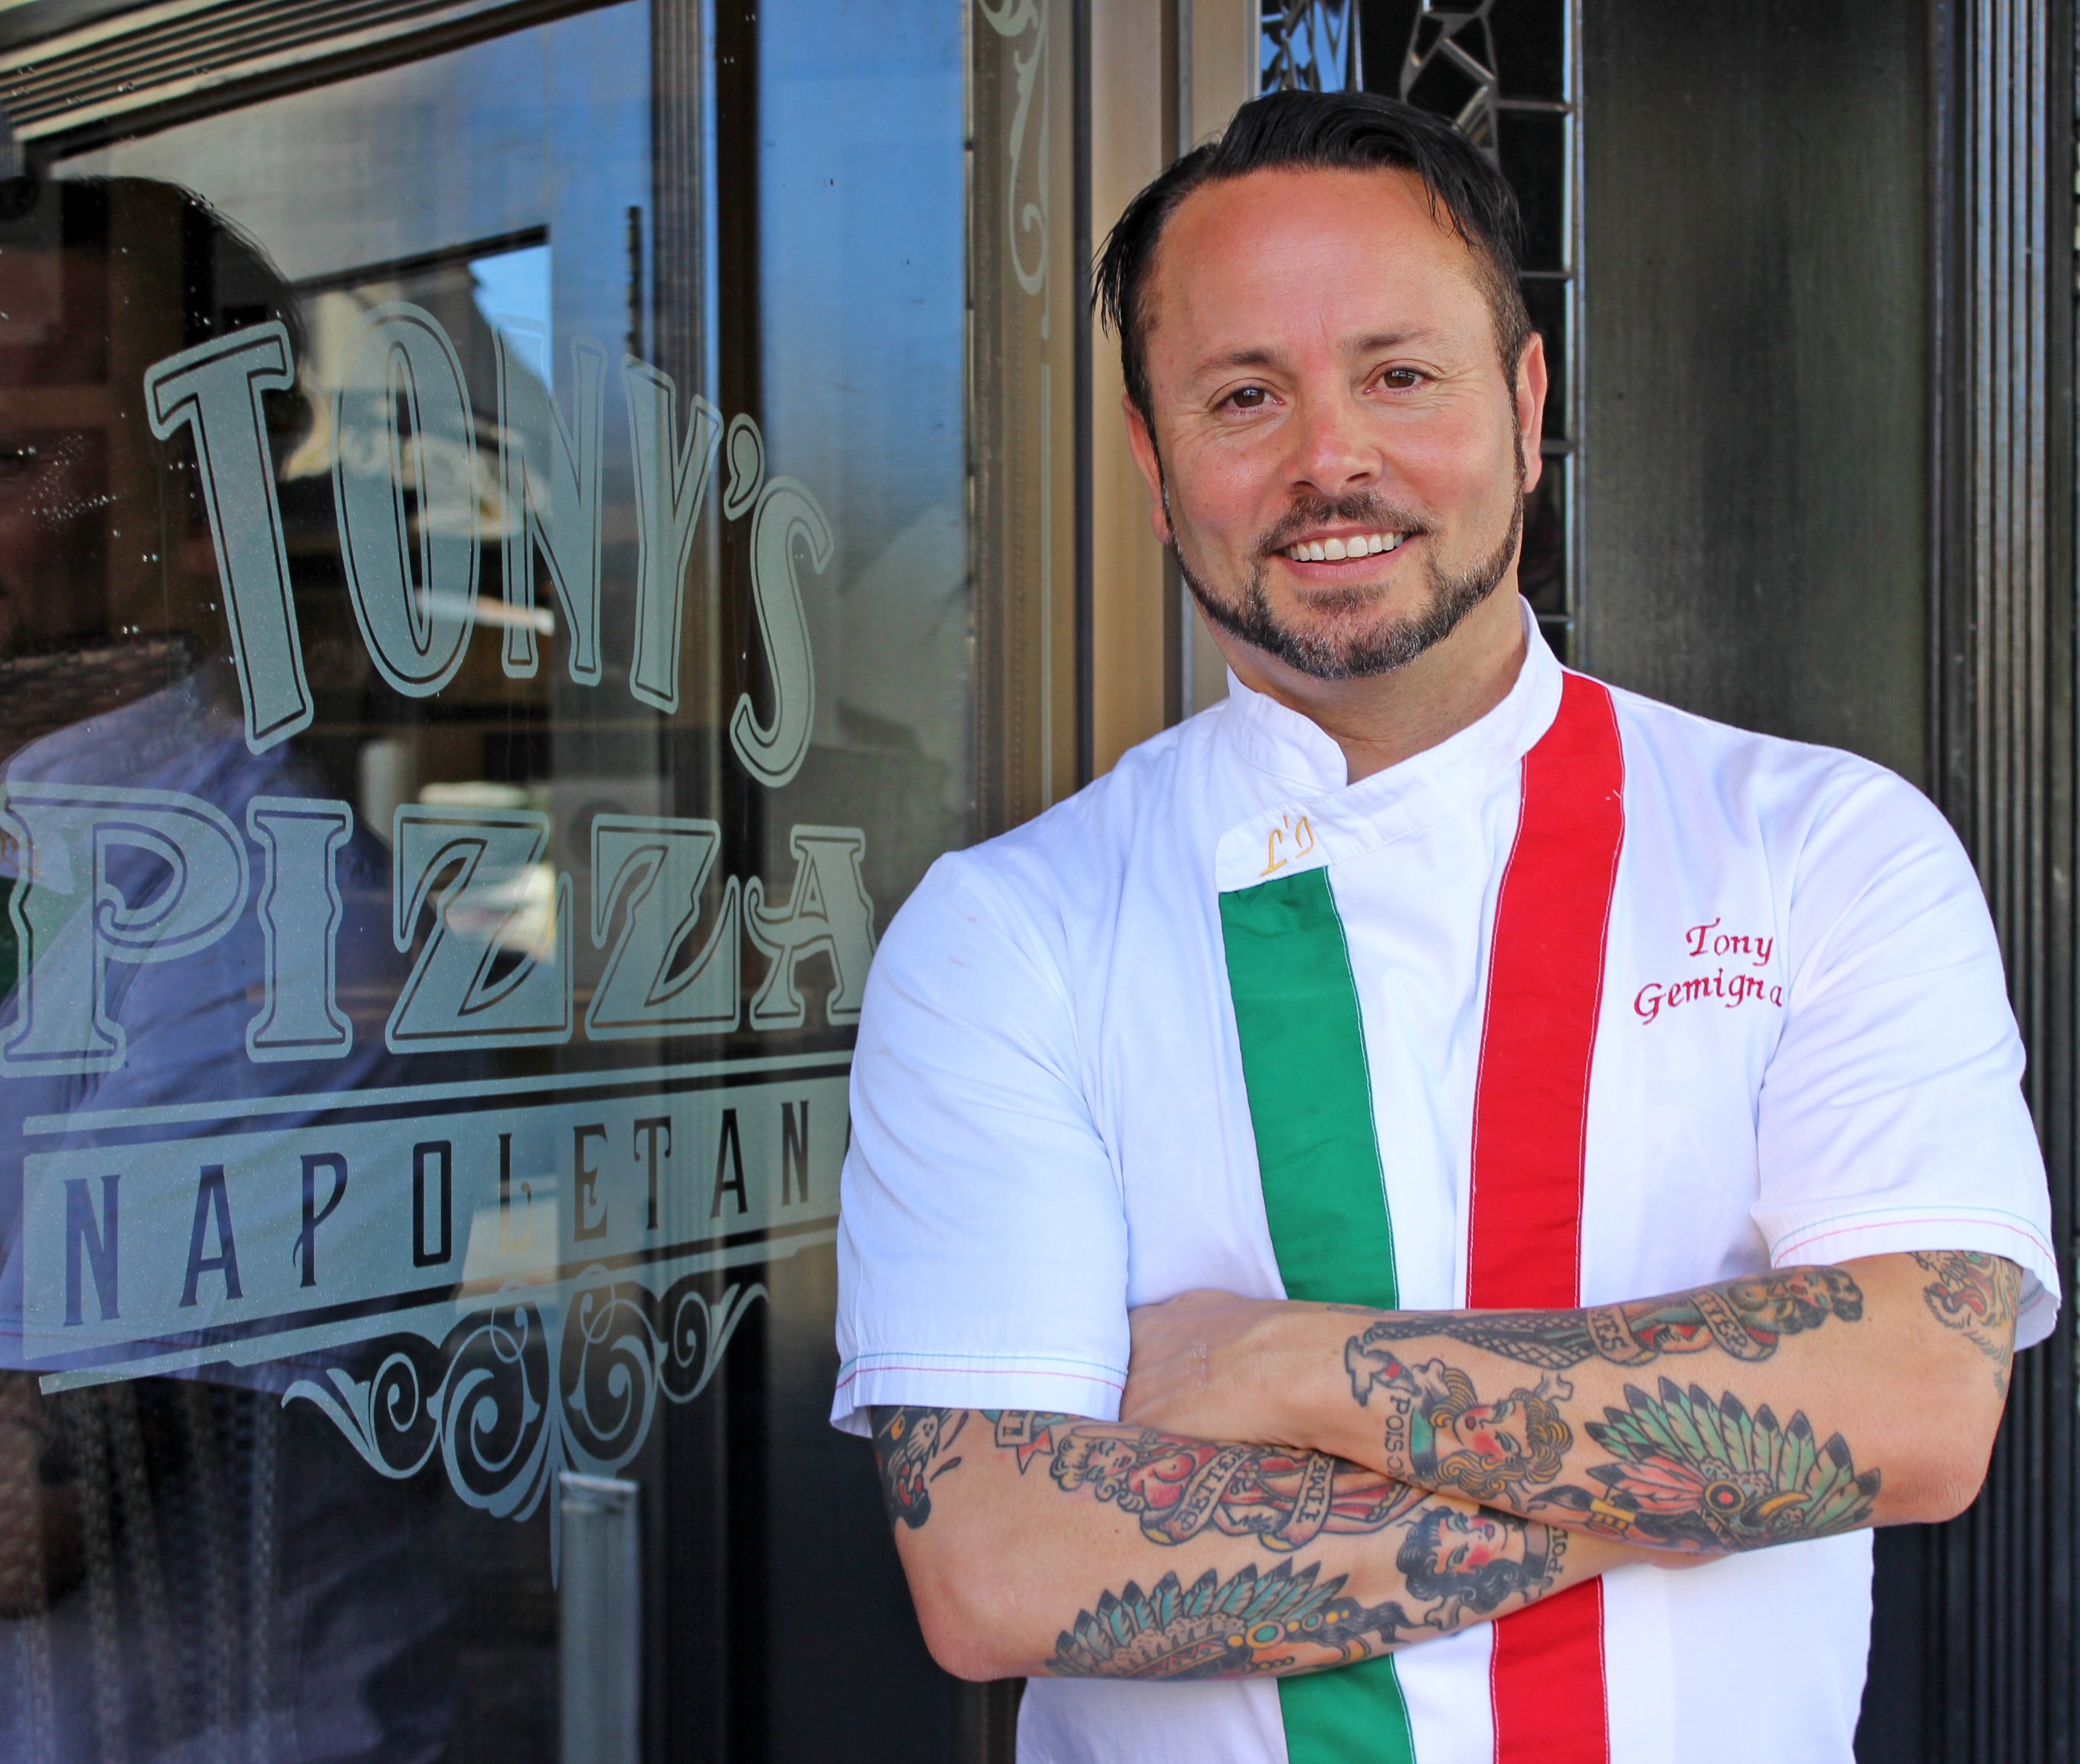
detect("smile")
[1280,531,1406,562]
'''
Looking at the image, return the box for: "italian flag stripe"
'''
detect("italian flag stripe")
[1221,671,1626,1763]
[1471,671,1624,1764]
[1221,864,1415,1764]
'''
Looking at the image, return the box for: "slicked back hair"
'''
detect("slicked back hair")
[1094,90,1533,431]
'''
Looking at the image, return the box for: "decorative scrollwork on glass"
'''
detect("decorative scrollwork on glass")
[285,1272,764,1544]
[1261,0,1358,95]
[977,0,1048,296]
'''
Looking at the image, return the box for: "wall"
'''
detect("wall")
[1579,0,1930,786]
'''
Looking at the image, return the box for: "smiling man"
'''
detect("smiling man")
[831,92,2059,1764]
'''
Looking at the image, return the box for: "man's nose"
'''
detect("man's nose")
[1285,389,1382,501]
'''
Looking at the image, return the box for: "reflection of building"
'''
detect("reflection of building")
[0,0,2064,1759]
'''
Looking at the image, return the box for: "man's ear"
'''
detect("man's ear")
[1122,395,1172,547]
[1514,329,1549,498]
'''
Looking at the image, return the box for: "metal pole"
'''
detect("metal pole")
[560,1472,641,1764]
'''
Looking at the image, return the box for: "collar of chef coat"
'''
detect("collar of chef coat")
[1213,596,1567,891]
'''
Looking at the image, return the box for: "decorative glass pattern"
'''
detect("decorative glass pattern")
[1260,1,1359,94]
[1388,0,1505,146]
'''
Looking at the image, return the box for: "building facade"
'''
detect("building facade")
[0,2,2065,1761]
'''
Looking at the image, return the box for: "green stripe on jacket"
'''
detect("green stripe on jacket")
[1220,865,1416,1764]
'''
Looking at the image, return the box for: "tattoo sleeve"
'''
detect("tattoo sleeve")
[1911,1252,2021,1376]
[872,1406,1583,1679]
[1328,1268,1889,1552]
[1051,1519,1568,1680]
[872,1406,966,1529]
[1542,1379,1880,1551]
[1343,1266,1864,1372]
[989,1410,1428,1549]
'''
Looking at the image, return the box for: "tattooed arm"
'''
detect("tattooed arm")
[872,1406,1653,1681]
[1120,1253,2021,1557]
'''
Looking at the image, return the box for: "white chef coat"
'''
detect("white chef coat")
[832,600,2059,1764]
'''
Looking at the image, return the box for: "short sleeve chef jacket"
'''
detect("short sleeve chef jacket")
[832,601,2060,1764]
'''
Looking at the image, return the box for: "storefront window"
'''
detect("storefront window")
[0,2,1045,1757]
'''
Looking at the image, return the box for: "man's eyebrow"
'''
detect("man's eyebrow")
[1188,328,1443,380]
[1346,328,1440,354]
[1190,345,1284,378]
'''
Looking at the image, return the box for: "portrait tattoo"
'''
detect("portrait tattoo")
[1912,1252,2021,1375]
[1342,1266,1864,1374]
[1345,1348,1572,1504]
[1394,1504,1566,1626]
[1535,1378,1882,1553]
[872,1406,965,1530]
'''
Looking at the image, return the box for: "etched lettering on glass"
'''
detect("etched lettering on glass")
[495,331,607,682]
[1,782,250,1075]
[141,323,312,752]
[585,815,741,1039]
[332,302,481,697]
[245,796,355,1062]
[746,825,877,1029]
[623,361,723,713]
[385,805,574,1054]
[11,288,882,1530]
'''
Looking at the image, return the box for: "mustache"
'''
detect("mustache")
[1257,492,1430,559]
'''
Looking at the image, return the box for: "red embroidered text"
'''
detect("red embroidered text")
[1636,918,1784,1026]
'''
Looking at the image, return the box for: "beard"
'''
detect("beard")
[1171,476,1525,683]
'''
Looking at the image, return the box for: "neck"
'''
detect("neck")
[1218,585,1529,785]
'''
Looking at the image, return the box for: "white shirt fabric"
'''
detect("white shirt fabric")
[832,602,2059,1764]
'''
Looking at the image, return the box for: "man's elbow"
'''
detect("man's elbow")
[1883,1379,2007,1526]
[898,1537,1032,1682]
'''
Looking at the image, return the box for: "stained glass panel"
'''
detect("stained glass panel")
[1260,2,1360,95]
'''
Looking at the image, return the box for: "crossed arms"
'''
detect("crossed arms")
[876,1251,2020,1681]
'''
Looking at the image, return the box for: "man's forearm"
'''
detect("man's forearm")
[872,1406,1639,1681]
[1123,1253,2020,1557]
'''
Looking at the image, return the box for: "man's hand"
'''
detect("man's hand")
[1124,1286,1317,1446]
[1122,1253,2020,1555]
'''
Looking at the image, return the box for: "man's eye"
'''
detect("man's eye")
[1228,386,1267,410]
[1381,368,1423,390]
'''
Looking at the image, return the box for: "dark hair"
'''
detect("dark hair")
[0,173,308,364]
[1094,90,1532,429]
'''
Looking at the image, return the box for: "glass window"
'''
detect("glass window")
[0,2,1055,1758]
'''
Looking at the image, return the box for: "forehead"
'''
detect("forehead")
[1145,165,1492,372]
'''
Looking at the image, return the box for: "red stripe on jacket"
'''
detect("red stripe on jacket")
[1467,671,1624,1764]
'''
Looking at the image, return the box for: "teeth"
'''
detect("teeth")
[1285,531,1405,562]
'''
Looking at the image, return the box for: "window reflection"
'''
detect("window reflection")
[0,1,988,1758]
[0,168,463,1764]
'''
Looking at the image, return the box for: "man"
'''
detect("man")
[0,172,459,1764]
[832,90,2057,1764]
